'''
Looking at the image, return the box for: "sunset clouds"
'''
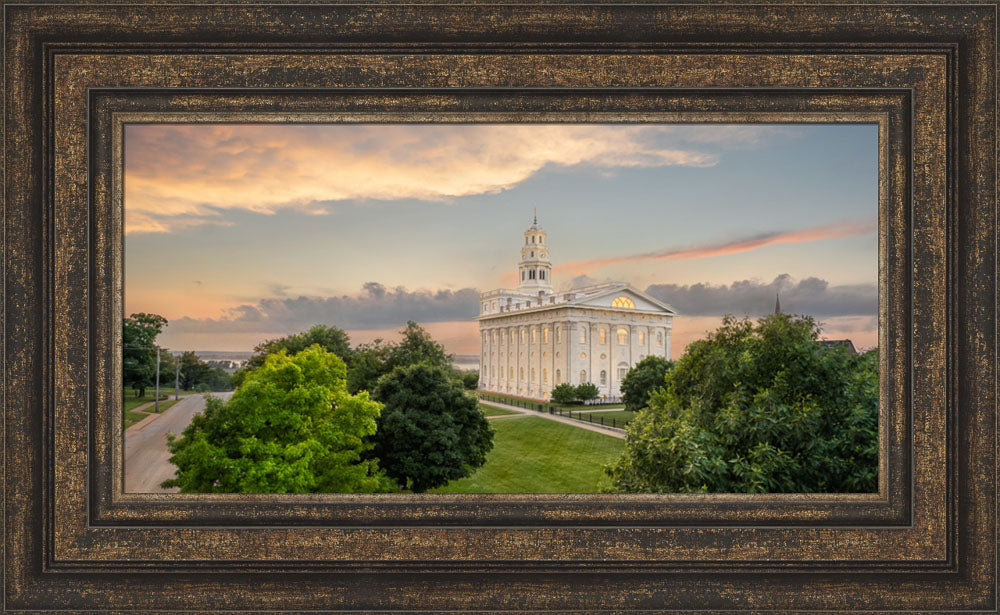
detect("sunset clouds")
[555,220,876,276]
[124,124,797,234]
[166,282,480,335]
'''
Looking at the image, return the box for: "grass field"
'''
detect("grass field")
[432,416,625,493]
[479,403,520,417]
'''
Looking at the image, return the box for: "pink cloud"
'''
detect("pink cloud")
[555,220,876,275]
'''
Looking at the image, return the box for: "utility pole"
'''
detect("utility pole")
[174,352,180,400]
[154,350,161,413]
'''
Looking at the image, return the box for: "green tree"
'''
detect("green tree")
[606,314,878,494]
[371,363,494,492]
[457,370,480,391]
[550,383,579,405]
[620,355,674,412]
[123,312,167,398]
[576,382,600,403]
[162,345,395,494]
[346,339,395,395]
[347,321,454,394]
[179,351,233,391]
[233,325,352,387]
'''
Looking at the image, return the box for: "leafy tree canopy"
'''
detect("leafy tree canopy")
[371,363,493,492]
[233,325,352,387]
[576,382,600,402]
[606,314,878,494]
[178,351,233,392]
[163,345,394,494]
[123,312,167,398]
[620,355,675,412]
[347,321,453,395]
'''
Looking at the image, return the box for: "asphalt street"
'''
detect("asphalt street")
[124,391,233,493]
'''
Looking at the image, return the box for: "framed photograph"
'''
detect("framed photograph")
[3,1,996,612]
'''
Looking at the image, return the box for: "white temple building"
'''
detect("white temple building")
[477,213,676,401]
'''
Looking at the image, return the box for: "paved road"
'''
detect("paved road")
[478,400,625,439]
[124,391,233,493]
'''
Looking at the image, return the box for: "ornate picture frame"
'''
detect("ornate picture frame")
[3,2,996,611]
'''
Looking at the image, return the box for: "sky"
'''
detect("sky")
[124,123,878,358]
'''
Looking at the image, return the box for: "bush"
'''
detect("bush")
[550,383,579,404]
[576,382,600,403]
[371,363,494,492]
[607,314,878,493]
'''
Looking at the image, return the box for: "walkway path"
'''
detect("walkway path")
[478,400,625,439]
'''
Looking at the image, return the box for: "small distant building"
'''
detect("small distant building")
[476,214,677,401]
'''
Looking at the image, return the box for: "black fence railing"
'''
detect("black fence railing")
[477,392,632,431]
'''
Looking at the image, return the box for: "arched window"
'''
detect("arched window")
[531,328,537,343]
[540,270,545,280]
[579,327,587,343]
[580,352,587,360]
[618,363,629,380]
[531,251,534,257]
[639,330,645,345]
[531,367,536,381]
[600,370,607,385]
[543,368,548,383]
[611,296,636,309]
[579,370,587,384]
[556,327,561,342]
[543,327,549,343]
[509,367,514,378]
[555,369,561,384]
[520,329,526,344]
[520,367,525,380]
[532,236,536,243]
[599,328,607,344]
[657,331,663,346]
[618,328,629,345]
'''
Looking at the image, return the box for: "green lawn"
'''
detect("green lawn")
[432,416,625,493]
[479,402,520,417]
[123,410,150,429]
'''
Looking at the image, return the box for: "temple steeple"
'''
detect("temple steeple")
[517,211,552,293]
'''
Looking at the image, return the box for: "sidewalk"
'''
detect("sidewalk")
[479,400,625,439]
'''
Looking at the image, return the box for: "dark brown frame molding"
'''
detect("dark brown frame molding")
[4,2,996,612]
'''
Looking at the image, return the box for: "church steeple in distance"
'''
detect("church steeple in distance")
[775,293,782,315]
[517,210,553,293]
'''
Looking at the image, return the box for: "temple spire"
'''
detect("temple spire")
[774,293,781,315]
[533,207,537,225]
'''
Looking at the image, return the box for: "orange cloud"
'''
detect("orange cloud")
[555,220,876,275]
[124,124,725,235]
